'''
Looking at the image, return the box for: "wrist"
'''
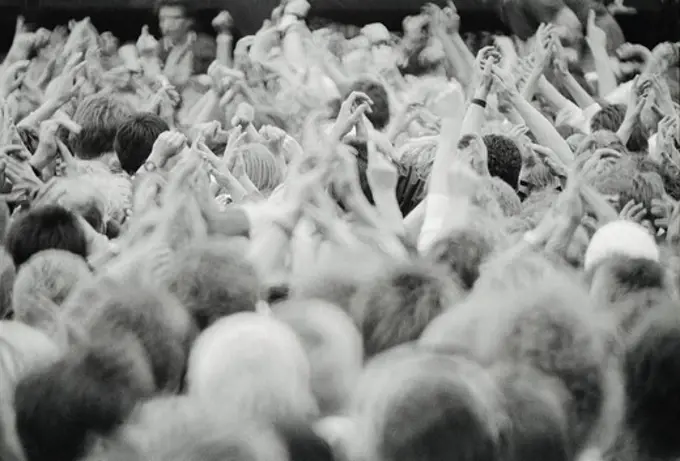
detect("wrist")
[30,147,51,172]
[216,33,233,42]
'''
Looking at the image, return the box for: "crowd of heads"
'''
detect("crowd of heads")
[0,0,679,460]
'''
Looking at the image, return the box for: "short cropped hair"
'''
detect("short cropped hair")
[5,206,88,268]
[114,113,169,175]
[483,134,523,190]
[351,260,465,357]
[69,95,134,160]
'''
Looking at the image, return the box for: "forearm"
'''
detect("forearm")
[438,32,472,87]
[511,94,573,164]
[590,46,618,97]
[216,33,233,68]
[563,73,597,109]
[429,116,462,196]
[17,98,62,130]
[521,64,546,101]
[372,189,405,236]
[537,76,580,113]
[281,19,310,71]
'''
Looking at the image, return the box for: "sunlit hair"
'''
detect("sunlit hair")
[187,313,317,423]
[274,299,364,415]
[350,259,465,358]
[421,270,623,456]
[12,250,92,316]
[352,346,505,461]
[102,395,288,461]
[229,144,284,196]
[69,94,134,160]
[165,238,260,331]
[484,176,522,217]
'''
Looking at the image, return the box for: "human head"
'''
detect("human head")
[114,113,169,175]
[275,300,364,415]
[156,0,192,43]
[187,313,317,422]
[165,239,260,331]
[13,336,154,461]
[12,250,92,316]
[5,205,88,268]
[33,178,108,234]
[584,220,660,273]
[69,95,134,160]
[350,260,464,358]
[483,134,523,190]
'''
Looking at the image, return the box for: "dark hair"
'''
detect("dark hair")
[14,337,154,461]
[276,422,335,461]
[114,113,169,175]
[154,0,192,13]
[5,205,88,267]
[69,95,134,160]
[330,140,374,210]
[483,134,523,191]
[0,247,15,319]
[346,79,390,130]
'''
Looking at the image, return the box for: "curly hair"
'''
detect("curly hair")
[483,134,523,191]
[345,79,390,130]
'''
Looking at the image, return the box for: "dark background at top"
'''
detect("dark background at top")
[0,0,677,53]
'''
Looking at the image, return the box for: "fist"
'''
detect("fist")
[212,11,234,33]
[151,131,187,164]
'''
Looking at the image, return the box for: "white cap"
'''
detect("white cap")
[584,220,659,272]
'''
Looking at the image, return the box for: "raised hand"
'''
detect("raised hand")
[0,60,29,99]
[586,10,607,51]
[619,200,647,223]
[331,91,373,141]
[136,25,158,58]
[212,11,234,34]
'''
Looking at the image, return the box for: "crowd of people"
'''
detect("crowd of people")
[0,0,679,460]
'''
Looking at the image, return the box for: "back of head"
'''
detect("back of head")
[422,270,622,455]
[426,227,495,291]
[624,310,680,459]
[81,282,196,392]
[12,250,92,316]
[494,364,572,461]
[274,299,364,415]
[482,134,523,190]
[5,205,88,268]
[166,239,260,330]
[355,349,503,461]
[585,220,659,272]
[114,112,169,175]
[13,336,154,461]
[110,395,289,461]
[350,259,464,358]
[69,94,134,160]
[187,313,315,422]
